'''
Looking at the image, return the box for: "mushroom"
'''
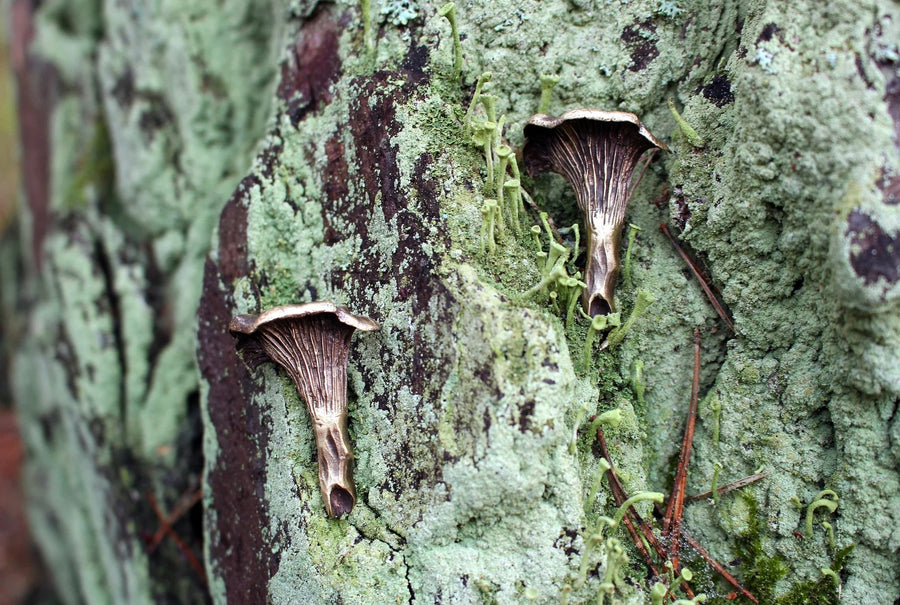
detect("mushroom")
[522,109,667,316]
[229,301,379,518]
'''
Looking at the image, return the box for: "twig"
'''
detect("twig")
[148,484,203,551]
[681,532,759,604]
[596,428,686,596]
[592,329,757,603]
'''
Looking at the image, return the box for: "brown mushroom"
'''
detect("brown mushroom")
[230,301,379,518]
[523,109,667,316]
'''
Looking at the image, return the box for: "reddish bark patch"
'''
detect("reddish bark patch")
[278,8,343,127]
[700,75,735,107]
[320,52,458,490]
[337,60,454,324]
[621,20,658,72]
[197,183,277,602]
[111,68,135,108]
[322,136,349,244]
[11,0,58,269]
[846,209,899,286]
[756,22,780,43]
[669,185,691,231]
[218,177,255,281]
[878,53,900,159]
[876,172,900,206]
[200,36,456,556]
[0,410,38,604]
[870,19,900,158]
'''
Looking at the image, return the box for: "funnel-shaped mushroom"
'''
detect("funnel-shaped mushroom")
[230,302,379,517]
[523,109,667,316]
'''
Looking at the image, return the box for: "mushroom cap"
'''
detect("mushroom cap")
[229,301,380,335]
[524,109,668,155]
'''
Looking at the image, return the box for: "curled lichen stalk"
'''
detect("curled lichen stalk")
[464,76,534,240]
[708,392,721,448]
[561,276,584,329]
[583,312,620,372]
[479,93,498,123]
[576,492,663,591]
[464,72,492,136]
[603,289,654,349]
[521,255,568,300]
[822,521,836,549]
[471,121,497,188]
[480,198,500,254]
[633,360,646,407]
[820,567,840,588]
[650,564,707,605]
[496,145,512,191]
[805,489,839,537]
[623,223,641,285]
[522,213,585,319]
[584,458,612,513]
[710,461,723,506]
[596,538,628,604]
[502,179,522,233]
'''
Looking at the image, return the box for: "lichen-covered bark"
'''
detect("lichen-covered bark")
[7,0,286,602]
[7,0,900,603]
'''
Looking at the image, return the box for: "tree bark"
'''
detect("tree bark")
[7,0,900,603]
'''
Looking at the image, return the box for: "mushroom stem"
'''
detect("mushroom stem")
[584,220,619,317]
[272,341,357,518]
[464,72,492,135]
[311,412,356,517]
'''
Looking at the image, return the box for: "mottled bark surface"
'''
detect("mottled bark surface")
[6,0,900,604]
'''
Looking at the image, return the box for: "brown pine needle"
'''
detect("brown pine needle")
[147,487,207,586]
[592,330,756,603]
[687,473,769,502]
[596,428,694,598]
[661,329,701,571]
[148,484,203,551]
[659,223,734,331]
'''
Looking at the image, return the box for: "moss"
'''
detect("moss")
[775,544,854,605]
[734,495,791,602]
[732,495,856,605]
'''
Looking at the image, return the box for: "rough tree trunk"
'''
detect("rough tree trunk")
[6,0,900,603]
